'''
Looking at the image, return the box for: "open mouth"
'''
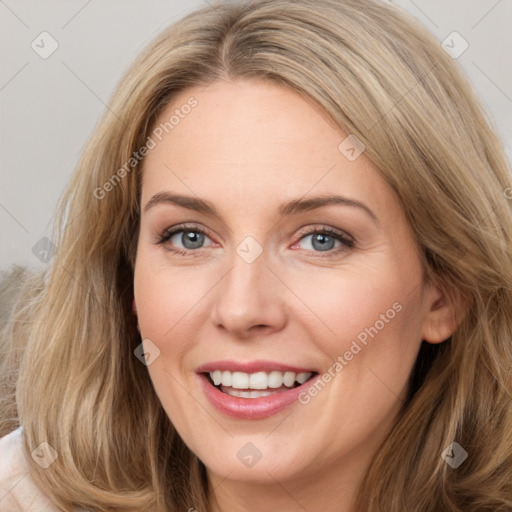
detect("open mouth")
[203,370,319,399]
[198,367,322,419]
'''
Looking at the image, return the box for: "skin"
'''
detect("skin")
[133,78,458,512]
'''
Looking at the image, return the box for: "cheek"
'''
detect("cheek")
[133,252,215,360]
[286,263,409,346]
[133,255,212,430]
[287,260,425,397]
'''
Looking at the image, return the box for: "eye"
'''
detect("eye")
[156,223,355,257]
[157,224,214,255]
[292,226,354,256]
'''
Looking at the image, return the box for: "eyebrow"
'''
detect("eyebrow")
[143,192,379,225]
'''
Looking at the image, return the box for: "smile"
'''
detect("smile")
[196,362,319,419]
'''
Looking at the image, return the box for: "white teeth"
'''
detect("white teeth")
[268,371,284,388]
[221,371,231,387]
[283,372,296,387]
[296,372,310,384]
[211,370,222,386]
[208,370,313,390]
[232,371,249,389]
[224,389,275,398]
[249,372,268,390]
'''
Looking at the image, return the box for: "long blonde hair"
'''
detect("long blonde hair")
[2,0,511,510]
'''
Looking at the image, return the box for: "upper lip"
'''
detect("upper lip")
[196,360,317,374]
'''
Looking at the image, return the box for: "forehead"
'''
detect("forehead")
[141,78,397,218]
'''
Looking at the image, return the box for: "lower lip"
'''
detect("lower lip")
[198,373,319,420]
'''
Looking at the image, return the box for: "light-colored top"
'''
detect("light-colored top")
[0,427,85,512]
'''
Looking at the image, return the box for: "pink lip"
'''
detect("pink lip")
[197,372,320,420]
[195,360,317,374]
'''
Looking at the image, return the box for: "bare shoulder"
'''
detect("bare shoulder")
[0,427,61,512]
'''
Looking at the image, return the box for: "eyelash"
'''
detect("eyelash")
[156,223,355,257]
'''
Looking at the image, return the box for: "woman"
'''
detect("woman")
[1,0,511,510]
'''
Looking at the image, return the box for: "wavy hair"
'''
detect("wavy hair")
[1,0,511,510]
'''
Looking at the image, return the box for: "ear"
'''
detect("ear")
[420,283,466,344]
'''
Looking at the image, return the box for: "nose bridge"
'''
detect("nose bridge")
[211,237,286,336]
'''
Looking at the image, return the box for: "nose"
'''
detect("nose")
[209,246,287,339]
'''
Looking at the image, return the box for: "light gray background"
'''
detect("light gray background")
[1,0,511,271]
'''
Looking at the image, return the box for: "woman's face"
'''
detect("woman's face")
[134,78,445,491]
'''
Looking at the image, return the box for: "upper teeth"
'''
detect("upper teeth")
[209,370,312,389]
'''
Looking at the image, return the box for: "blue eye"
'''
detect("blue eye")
[157,225,213,254]
[157,224,355,257]
[295,228,354,253]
